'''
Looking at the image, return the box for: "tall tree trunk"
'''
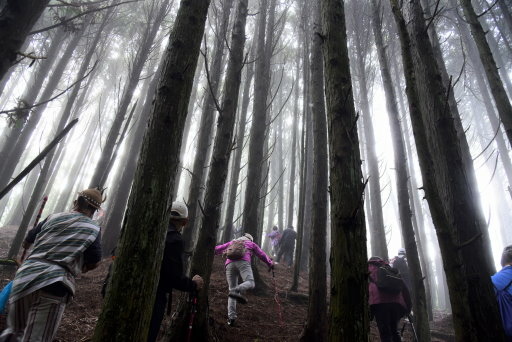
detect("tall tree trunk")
[221,51,254,242]
[453,2,512,189]
[241,0,274,292]
[89,0,172,188]
[290,98,307,292]
[294,0,312,280]
[392,55,436,318]
[286,57,300,229]
[370,0,431,337]
[168,0,247,339]
[496,0,512,35]
[173,59,204,200]
[459,0,512,146]
[92,0,210,339]
[321,0,369,340]
[390,0,504,340]
[181,0,235,252]
[0,28,66,166]
[101,62,161,255]
[0,29,84,190]
[6,10,105,258]
[300,2,327,340]
[277,110,284,232]
[0,0,50,82]
[352,8,388,260]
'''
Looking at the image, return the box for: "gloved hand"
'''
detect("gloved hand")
[192,275,204,290]
[268,263,275,272]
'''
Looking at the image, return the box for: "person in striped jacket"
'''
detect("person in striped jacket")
[0,188,104,342]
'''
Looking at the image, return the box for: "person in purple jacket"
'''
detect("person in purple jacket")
[368,256,411,342]
[215,233,274,326]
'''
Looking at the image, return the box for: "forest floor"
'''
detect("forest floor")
[0,225,455,341]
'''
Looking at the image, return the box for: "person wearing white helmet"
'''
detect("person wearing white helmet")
[147,201,204,342]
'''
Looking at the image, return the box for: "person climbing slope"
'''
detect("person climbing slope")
[266,225,281,258]
[214,233,274,327]
[368,256,411,342]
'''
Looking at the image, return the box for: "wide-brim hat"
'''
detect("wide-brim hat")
[78,188,106,209]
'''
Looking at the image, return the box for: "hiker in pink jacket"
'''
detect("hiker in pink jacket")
[368,256,411,342]
[215,233,274,326]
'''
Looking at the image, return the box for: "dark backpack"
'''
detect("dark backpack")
[495,280,512,337]
[225,240,247,260]
[373,264,403,294]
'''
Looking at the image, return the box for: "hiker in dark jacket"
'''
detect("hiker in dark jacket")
[276,226,297,267]
[147,201,204,342]
[368,256,411,342]
[391,248,411,293]
[491,245,512,340]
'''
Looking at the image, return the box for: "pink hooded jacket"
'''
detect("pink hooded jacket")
[215,238,273,267]
[368,261,411,313]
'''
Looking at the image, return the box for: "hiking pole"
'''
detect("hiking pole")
[19,195,48,263]
[407,314,418,342]
[186,290,198,342]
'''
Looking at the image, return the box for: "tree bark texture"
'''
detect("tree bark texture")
[370,0,431,338]
[286,57,300,230]
[0,0,50,82]
[101,62,161,255]
[241,0,272,291]
[321,0,369,340]
[169,2,247,338]
[0,28,66,168]
[92,0,210,340]
[351,7,388,261]
[88,0,171,188]
[221,52,254,242]
[181,0,235,252]
[0,29,84,191]
[300,2,327,340]
[390,0,504,340]
[459,0,512,147]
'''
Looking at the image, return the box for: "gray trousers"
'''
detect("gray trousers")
[225,260,254,319]
[0,289,68,342]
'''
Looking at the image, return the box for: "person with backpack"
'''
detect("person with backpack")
[147,201,204,342]
[214,233,274,327]
[368,256,412,342]
[391,248,411,293]
[276,226,297,267]
[491,245,512,340]
[266,226,281,258]
[0,188,104,342]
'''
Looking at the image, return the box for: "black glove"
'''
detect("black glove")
[268,263,275,272]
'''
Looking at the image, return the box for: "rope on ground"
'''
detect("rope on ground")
[271,270,285,327]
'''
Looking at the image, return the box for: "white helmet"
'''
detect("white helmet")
[170,201,188,219]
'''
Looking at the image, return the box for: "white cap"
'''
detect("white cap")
[398,248,406,255]
[170,201,188,219]
[244,233,253,241]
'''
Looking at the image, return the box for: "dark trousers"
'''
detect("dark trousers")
[148,285,169,342]
[277,246,294,266]
[371,303,403,342]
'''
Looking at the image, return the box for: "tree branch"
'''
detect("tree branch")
[29,0,140,35]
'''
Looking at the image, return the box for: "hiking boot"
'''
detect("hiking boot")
[227,318,236,327]
[228,290,248,304]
